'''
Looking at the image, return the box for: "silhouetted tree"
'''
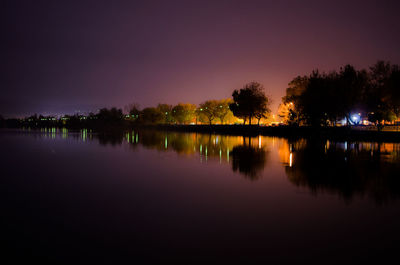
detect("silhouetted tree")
[366,61,398,129]
[63,114,83,127]
[295,71,332,126]
[230,82,270,125]
[0,115,4,128]
[97,107,124,122]
[281,76,308,125]
[389,67,400,116]
[126,103,141,120]
[281,61,400,128]
[254,97,271,125]
[141,107,164,124]
[333,65,368,125]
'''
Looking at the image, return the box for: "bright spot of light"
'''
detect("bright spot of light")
[351,113,361,123]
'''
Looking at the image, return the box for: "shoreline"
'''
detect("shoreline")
[4,124,400,142]
[138,124,400,142]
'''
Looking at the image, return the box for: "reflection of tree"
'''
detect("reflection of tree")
[138,130,166,151]
[127,130,245,158]
[230,137,269,180]
[170,133,198,154]
[284,140,400,204]
[124,131,270,180]
[97,132,124,146]
[79,130,272,180]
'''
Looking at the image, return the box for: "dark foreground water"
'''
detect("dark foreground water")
[1,129,400,264]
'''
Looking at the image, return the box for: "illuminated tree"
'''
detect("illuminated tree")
[156,104,174,124]
[278,102,292,124]
[215,99,233,124]
[172,103,197,124]
[198,100,218,125]
[281,76,308,125]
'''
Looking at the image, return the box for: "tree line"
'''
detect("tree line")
[279,60,400,129]
[126,82,272,125]
[126,100,236,125]
[0,82,272,128]
[4,60,399,130]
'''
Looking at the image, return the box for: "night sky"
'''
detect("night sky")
[2,0,400,117]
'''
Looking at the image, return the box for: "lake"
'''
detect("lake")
[1,128,400,264]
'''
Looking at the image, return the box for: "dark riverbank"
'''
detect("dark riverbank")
[2,123,400,142]
[136,124,400,142]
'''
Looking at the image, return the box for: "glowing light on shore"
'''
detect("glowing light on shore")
[351,113,361,124]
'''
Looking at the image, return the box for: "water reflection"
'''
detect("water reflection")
[128,130,256,163]
[282,140,400,204]
[231,137,269,180]
[138,132,270,178]
[17,127,400,203]
[97,131,124,146]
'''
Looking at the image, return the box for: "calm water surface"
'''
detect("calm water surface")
[1,129,400,264]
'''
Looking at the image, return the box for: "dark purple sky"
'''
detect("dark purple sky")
[2,0,400,117]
